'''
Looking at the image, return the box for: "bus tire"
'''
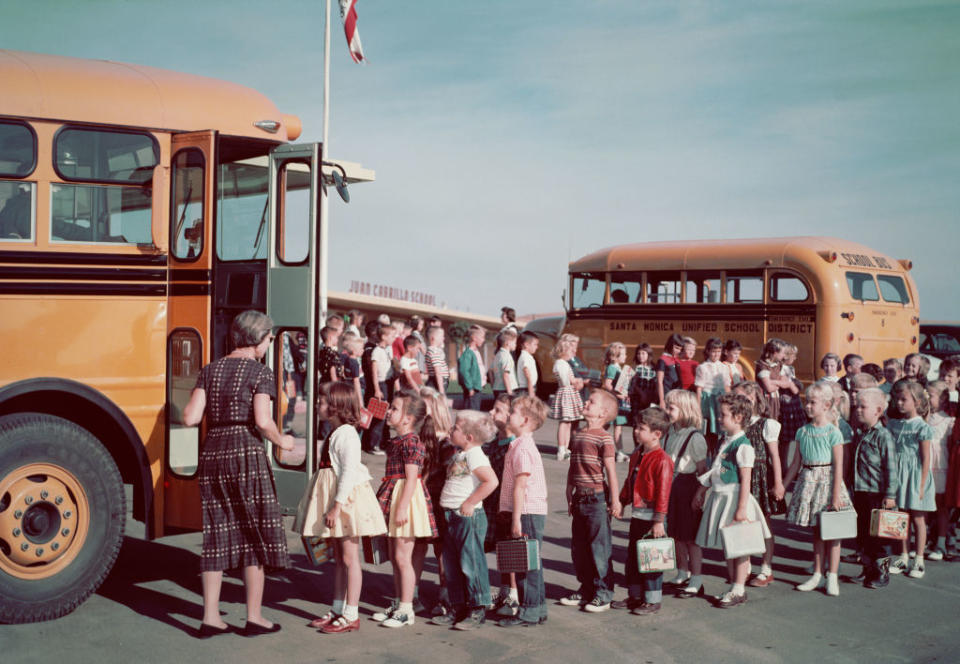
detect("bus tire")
[0,412,126,624]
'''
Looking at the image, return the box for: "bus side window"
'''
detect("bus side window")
[0,181,35,241]
[845,272,879,301]
[609,273,642,304]
[646,271,682,304]
[877,275,910,304]
[685,272,721,303]
[769,272,810,301]
[725,273,763,303]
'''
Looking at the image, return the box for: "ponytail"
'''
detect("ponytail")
[418,414,438,478]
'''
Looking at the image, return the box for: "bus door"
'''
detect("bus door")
[164,131,216,532]
[266,142,322,510]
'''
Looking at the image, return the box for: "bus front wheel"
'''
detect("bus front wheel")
[0,413,125,624]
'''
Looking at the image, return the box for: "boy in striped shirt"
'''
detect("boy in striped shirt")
[561,389,622,612]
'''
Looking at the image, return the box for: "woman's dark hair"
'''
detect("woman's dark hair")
[633,342,654,366]
[394,388,437,476]
[501,306,516,322]
[231,310,273,349]
[320,381,361,426]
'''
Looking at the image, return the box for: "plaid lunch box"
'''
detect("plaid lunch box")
[496,537,540,573]
[366,398,389,420]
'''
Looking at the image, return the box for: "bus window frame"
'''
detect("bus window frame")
[768,270,813,303]
[275,160,311,267]
[49,181,153,246]
[170,147,206,263]
[723,269,765,304]
[608,271,644,304]
[845,271,880,302]
[52,125,160,186]
[876,274,911,305]
[570,272,608,310]
[0,180,36,243]
[0,119,38,178]
[272,326,308,471]
[684,270,723,304]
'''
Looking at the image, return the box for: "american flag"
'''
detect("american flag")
[338,0,365,63]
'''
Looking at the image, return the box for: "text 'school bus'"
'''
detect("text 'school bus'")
[0,50,372,622]
[552,236,919,389]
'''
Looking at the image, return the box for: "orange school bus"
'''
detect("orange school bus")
[0,50,370,622]
[559,237,920,387]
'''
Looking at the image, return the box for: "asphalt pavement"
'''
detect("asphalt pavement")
[4,420,959,663]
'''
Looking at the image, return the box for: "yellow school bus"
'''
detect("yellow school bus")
[558,237,920,386]
[0,50,371,622]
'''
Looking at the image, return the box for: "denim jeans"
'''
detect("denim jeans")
[428,376,449,394]
[361,381,388,451]
[442,509,491,608]
[570,491,614,603]
[462,391,482,410]
[515,513,547,623]
[625,518,663,604]
[854,492,892,564]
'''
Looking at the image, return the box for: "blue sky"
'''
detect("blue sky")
[4,0,958,318]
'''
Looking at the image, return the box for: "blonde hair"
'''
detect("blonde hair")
[603,342,626,374]
[455,409,498,443]
[419,386,452,437]
[927,380,947,413]
[806,381,836,407]
[856,387,887,409]
[589,388,619,423]
[823,380,850,422]
[851,373,878,390]
[341,332,364,356]
[511,395,549,429]
[664,389,703,429]
[552,334,579,359]
[733,380,766,417]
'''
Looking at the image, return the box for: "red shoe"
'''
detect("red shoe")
[309,612,336,629]
[747,572,774,587]
[321,616,360,634]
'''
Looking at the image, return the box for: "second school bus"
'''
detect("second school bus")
[554,236,919,386]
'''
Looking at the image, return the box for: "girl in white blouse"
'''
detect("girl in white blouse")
[295,382,387,633]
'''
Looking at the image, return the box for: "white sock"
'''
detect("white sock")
[508,588,519,602]
[760,564,772,576]
[331,599,344,615]
[732,583,745,595]
[398,601,414,616]
[342,604,359,621]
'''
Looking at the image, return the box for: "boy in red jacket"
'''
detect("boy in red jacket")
[613,406,674,615]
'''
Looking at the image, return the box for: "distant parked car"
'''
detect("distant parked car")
[920,321,960,380]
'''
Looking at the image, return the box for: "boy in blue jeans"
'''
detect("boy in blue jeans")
[561,389,621,612]
[430,410,499,630]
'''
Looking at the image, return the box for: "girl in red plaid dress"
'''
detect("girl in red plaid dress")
[373,389,439,628]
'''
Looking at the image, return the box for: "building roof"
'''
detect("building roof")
[0,50,301,141]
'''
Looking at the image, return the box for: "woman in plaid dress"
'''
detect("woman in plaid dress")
[182,310,295,638]
[372,389,439,628]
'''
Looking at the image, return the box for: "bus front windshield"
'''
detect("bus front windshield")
[217,140,272,261]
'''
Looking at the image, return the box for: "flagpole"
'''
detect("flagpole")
[319,0,331,331]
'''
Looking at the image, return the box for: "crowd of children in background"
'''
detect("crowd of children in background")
[284,306,960,635]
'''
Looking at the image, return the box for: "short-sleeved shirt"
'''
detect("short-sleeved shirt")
[399,355,422,386]
[425,345,450,379]
[341,354,361,381]
[723,361,743,386]
[499,433,548,514]
[567,428,615,491]
[371,345,392,382]
[676,359,699,390]
[383,432,425,477]
[440,446,491,509]
[517,350,538,390]
[796,423,843,464]
[664,426,708,475]
[492,348,517,392]
[695,360,730,393]
[699,434,755,488]
[657,355,680,392]
[553,359,574,386]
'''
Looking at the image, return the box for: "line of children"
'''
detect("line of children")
[549,334,584,461]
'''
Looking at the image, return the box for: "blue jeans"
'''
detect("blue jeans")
[514,513,547,623]
[625,518,663,604]
[442,509,491,608]
[462,391,482,410]
[570,491,614,603]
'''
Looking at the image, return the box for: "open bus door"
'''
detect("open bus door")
[265,143,323,510]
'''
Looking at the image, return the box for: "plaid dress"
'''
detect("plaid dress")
[375,433,438,538]
[196,357,290,572]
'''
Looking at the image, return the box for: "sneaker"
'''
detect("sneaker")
[927,548,945,561]
[412,598,427,614]
[495,597,519,617]
[840,552,862,565]
[371,600,398,622]
[429,611,456,626]
[888,557,909,575]
[369,448,386,456]
[716,591,747,608]
[908,560,926,579]
[583,598,610,613]
[558,592,584,607]
[497,616,541,628]
[615,451,630,463]
[431,599,452,618]
[630,602,661,615]
[453,608,486,631]
[381,612,414,628]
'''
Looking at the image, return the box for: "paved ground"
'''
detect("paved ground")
[4,421,959,663]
